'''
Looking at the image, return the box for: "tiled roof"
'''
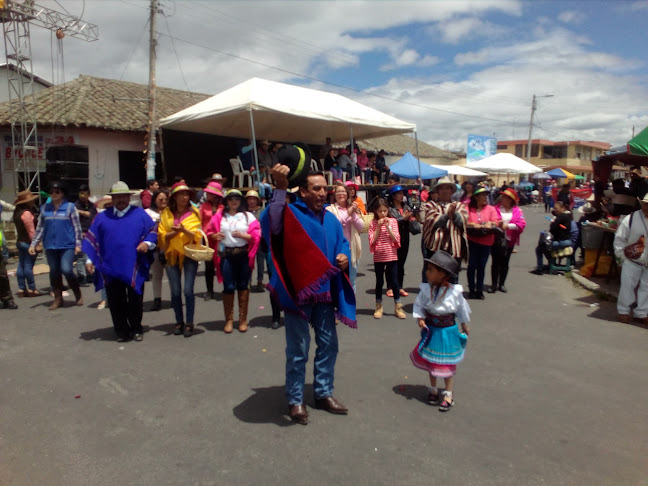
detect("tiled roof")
[0,74,210,131]
[334,134,458,160]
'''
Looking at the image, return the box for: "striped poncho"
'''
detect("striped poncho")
[422,201,468,262]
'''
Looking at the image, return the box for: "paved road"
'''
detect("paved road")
[2,205,647,486]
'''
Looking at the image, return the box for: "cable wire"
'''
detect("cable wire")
[162,12,190,91]
[119,17,151,81]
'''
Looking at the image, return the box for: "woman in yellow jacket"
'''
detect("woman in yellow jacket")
[158,182,202,337]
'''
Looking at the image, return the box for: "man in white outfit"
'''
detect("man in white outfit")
[614,194,648,324]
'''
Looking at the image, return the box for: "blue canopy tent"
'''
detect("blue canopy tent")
[388,152,448,180]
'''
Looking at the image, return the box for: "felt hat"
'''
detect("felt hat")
[639,194,648,204]
[388,184,404,195]
[106,181,135,196]
[424,250,458,278]
[433,177,457,194]
[170,182,193,197]
[204,181,223,197]
[14,189,38,205]
[578,202,597,214]
[473,187,488,197]
[211,173,224,182]
[500,188,519,204]
[245,189,261,202]
[277,142,312,187]
[345,180,359,192]
[224,189,243,199]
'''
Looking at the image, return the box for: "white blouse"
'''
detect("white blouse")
[145,208,161,222]
[413,283,471,323]
[221,212,254,248]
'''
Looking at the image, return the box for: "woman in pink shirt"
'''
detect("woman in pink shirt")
[466,187,501,299]
[326,183,364,291]
[12,190,40,297]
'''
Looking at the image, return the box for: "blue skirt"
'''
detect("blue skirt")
[411,324,467,368]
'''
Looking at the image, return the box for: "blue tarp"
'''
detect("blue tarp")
[388,152,448,180]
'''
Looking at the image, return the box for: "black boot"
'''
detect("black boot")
[2,299,18,309]
[151,298,162,311]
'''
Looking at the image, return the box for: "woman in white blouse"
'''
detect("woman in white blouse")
[206,189,261,333]
[144,190,168,311]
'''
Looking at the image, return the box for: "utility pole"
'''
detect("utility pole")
[526,94,553,163]
[145,0,158,181]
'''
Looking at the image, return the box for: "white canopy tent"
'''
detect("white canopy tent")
[467,153,542,175]
[430,165,487,177]
[160,77,418,181]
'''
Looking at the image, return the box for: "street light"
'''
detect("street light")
[526,94,554,162]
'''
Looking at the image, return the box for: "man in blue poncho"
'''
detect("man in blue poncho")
[83,182,157,342]
[261,146,356,426]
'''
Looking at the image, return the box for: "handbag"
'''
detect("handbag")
[493,227,508,249]
[409,219,422,235]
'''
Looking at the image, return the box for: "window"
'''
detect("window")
[515,144,525,157]
[542,145,568,159]
[497,144,508,150]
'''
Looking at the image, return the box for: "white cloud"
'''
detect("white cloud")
[557,11,583,24]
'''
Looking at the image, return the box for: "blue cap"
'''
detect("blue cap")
[389,184,404,195]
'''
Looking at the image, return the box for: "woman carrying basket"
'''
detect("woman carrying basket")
[158,182,202,337]
[206,189,261,333]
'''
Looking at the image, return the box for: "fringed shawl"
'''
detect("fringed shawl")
[158,206,202,267]
[260,200,357,328]
[82,207,156,295]
[326,203,363,267]
[422,201,468,262]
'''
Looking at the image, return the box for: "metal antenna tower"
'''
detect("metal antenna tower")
[0,0,98,196]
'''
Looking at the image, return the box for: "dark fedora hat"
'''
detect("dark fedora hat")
[424,250,458,278]
[277,142,312,187]
[48,181,66,194]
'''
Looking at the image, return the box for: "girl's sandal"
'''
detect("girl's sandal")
[439,393,453,412]
[427,391,440,406]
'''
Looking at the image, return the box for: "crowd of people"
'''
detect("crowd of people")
[11,151,648,423]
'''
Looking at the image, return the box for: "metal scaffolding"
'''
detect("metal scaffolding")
[0,0,98,196]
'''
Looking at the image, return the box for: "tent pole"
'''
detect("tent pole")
[415,131,422,186]
[349,125,355,180]
[249,109,261,189]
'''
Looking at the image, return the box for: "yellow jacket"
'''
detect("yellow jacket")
[158,206,202,266]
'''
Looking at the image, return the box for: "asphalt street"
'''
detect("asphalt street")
[1,205,647,486]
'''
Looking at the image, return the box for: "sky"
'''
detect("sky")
[25,0,648,152]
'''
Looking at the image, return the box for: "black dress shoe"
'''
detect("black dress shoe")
[468,291,477,299]
[288,404,309,425]
[150,298,162,312]
[133,333,143,342]
[486,286,496,293]
[477,292,485,300]
[315,396,348,415]
[3,300,18,309]
[530,268,543,275]
[498,285,508,293]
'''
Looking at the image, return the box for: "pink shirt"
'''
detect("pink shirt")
[326,204,364,243]
[368,217,400,262]
[467,205,500,246]
[21,210,35,240]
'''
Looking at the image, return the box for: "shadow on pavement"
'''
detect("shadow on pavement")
[232,385,297,427]
[79,326,117,341]
[392,384,432,406]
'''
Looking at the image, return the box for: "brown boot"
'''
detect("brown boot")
[49,276,64,310]
[68,276,83,306]
[238,289,250,332]
[373,303,383,319]
[223,293,235,333]
[394,302,406,319]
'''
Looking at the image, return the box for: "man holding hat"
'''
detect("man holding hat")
[422,177,468,281]
[83,181,157,342]
[262,146,356,425]
[614,193,648,324]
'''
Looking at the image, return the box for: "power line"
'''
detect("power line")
[157,31,521,125]
[161,12,190,91]
[120,16,150,81]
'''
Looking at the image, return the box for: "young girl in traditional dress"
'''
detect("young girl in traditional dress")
[410,250,470,411]
[368,198,406,319]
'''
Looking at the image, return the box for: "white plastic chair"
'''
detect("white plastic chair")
[229,157,251,188]
[312,159,333,185]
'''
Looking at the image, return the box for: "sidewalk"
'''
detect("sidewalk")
[569,269,619,301]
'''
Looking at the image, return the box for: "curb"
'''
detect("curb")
[568,270,618,302]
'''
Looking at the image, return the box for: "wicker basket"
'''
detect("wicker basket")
[184,230,214,262]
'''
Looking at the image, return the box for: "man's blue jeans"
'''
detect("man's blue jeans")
[45,248,75,287]
[284,303,338,405]
[16,241,36,291]
[536,234,572,268]
[166,258,198,324]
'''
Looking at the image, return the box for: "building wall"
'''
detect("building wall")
[496,142,606,175]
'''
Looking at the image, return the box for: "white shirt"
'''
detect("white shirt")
[145,208,161,222]
[614,209,648,264]
[413,283,471,323]
[221,212,253,248]
[498,207,517,230]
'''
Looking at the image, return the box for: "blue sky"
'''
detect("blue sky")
[30,0,648,151]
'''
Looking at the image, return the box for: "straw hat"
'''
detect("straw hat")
[578,202,597,214]
[224,189,243,199]
[14,190,38,206]
[499,188,519,204]
[245,189,261,202]
[204,181,223,197]
[473,187,488,197]
[170,182,193,197]
[106,181,135,196]
[432,177,457,194]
